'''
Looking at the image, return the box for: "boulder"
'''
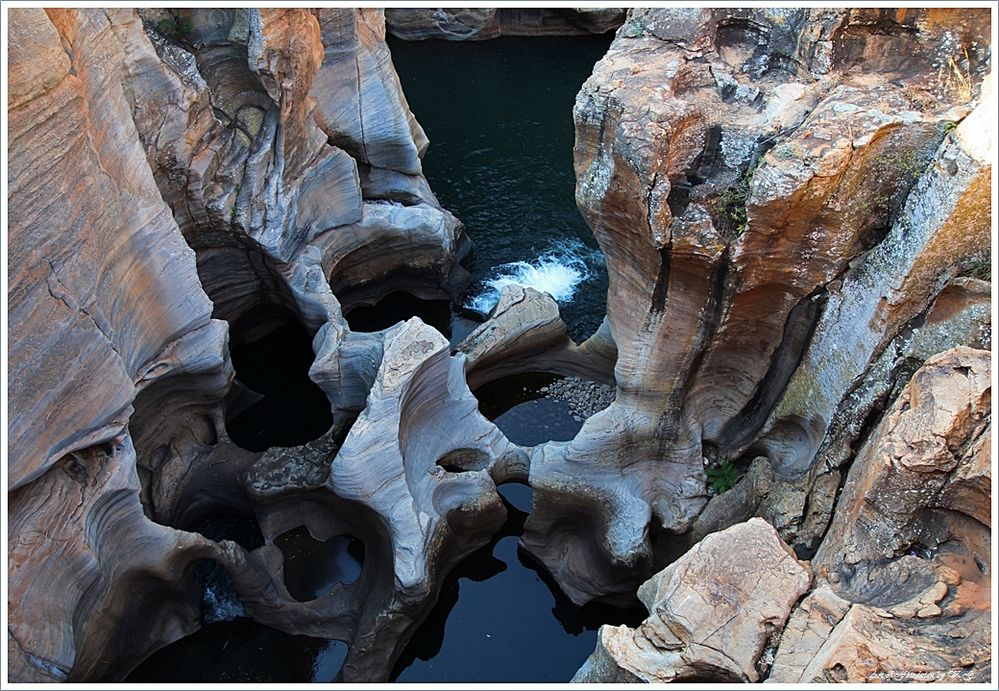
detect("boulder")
[573,518,811,682]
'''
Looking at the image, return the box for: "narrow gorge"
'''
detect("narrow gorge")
[6,6,993,684]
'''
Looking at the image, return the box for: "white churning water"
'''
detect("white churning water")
[465,239,603,316]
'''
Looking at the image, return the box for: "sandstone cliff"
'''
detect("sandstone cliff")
[7,7,471,682]
[385,8,625,41]
[519,5,992,606]
[6,6,993,685]
[576,348,990,682]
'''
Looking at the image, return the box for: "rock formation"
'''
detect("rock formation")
[5,5,992,685]
[573,518,812,682]
[384,8,625,41]
[576,347,990,683]
[520,5,992,607]
[7,7,475,682]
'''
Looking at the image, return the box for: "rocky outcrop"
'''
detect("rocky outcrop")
[7,8,228,492]
[573,519,812,682]
[772,347,991,683]
[6,7,475,684]
[124,7,467,313]
[690,274,991,550]
[576,348,991,682]
[323,319,527,677]
[385,8,625,41]
[515,5,992,607]
[457,285,616,389]
[6,5,993,686]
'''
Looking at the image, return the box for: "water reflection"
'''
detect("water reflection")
[392,483,646,682]
[125,620,349,683]
[275,526,364,602]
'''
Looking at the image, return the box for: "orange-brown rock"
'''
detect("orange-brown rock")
[574,519,812,682]
[7,8,226,492]
[767,347,992,682]
[518,6,991,609]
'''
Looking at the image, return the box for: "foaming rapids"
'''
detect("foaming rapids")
[465,240,603,316]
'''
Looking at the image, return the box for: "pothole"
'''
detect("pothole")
[189,512,265,552]
[436,448,491,473]
[275,526,364,602]
[473,373,614,446]
[344,291,454,336]
[391,482,646,682]
[224,305,333,452]
[125,620,349,683]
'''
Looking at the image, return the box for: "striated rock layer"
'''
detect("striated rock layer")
[577,347,991,683]
[385,8,625,41]
[519,5,992,607]
[6,5,993,685]
[7,7,475,683]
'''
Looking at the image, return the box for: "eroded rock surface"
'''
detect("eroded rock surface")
[385,8,625,41]
[576,348,991,683]
[7,7,477,684]
[6,5,993,685]
[573,518,811,682]
[520,5,992,609]
[770,347,992,683]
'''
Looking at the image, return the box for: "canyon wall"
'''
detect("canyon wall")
[6,6,992,685]
[7,7,476,682]
[384,8,625,41]
[521,5,992,605]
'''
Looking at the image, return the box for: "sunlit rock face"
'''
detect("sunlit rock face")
[6,6,992,685]
[575,348,991,683]
[7,7,473,683]
[519,6,991,607]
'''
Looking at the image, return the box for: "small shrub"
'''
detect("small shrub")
[623,18,647,38]
[706,462,745,494]
[714,153,764,236]
[156,11,193,39]
[962,257,991,282]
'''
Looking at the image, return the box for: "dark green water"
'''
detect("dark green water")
[389,35,612,341]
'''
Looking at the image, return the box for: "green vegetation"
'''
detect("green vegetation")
[156,10,193,39]
[706,461,746,494]
[623,18,647,38]
[715,153,764,236]
[962,256,991,282]
[853,145,933,226]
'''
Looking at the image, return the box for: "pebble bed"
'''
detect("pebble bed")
[538,377,616,421]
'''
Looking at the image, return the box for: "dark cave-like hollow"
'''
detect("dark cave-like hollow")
[224,304,333,452]
[392,482,647,683]
[275,525,365,603]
